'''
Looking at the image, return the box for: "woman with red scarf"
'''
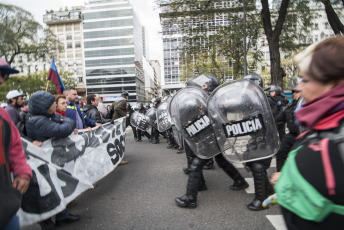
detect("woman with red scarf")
[55,95,67,117]
[272,36,344,229]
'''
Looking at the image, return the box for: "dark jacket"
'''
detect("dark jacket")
[267,95,278,119]
[83,104,111,124]
[276,98,300,134]
[66,101,96,128]
[26,91,76,142]
[112,97,127,120]
[5,104,21,125]
[126,104,135,127]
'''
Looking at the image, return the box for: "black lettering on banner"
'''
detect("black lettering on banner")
[88,131,101,147]
[222,114,265,138]
[51,137,87,167]
[115,122,121,136]
[106,133,125,165]
[21,164,61,213]
[56,170,79,198]
[184,115,211,138]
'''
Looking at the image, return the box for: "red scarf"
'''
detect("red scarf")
[56,109,66,117]
[295,83,344,129]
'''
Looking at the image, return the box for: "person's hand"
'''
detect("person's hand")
[32,140,43,147]
[270,172,281,185]
[88,127,92,133]
[126,114,130,117]
[96,123,102,127]
[12,176,30,194]
[74,129,78,135]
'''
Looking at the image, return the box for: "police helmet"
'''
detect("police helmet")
[269,85,278,92]
[144,103,150,108]
[200,75,219,93]
[185,77,200,88]
[137,102,143,109]
[154,97,161,105]
[244,74,263,88]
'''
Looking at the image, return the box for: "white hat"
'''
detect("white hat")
[6,90,26,100]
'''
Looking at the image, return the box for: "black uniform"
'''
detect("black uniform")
[136,104,151,141]
[275,98,300,171]
[175,75,248,208]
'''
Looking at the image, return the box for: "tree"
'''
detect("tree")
[159,0,262,82]
[0,70,76,102]
[319,0,344,34]
[0,3,62,65]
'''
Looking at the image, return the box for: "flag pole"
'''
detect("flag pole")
[45,81,49,92]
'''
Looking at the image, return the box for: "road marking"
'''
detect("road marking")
[266,215,287,230]
[245,178,255,193]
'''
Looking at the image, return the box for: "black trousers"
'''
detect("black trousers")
[276,132,297,172]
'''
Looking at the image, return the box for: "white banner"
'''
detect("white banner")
[18,117,126,227]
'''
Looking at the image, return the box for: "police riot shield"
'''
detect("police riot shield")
[130,111,151,131]
[207,80,280,163]
[145,107,158,129]
[156,102,172,132]
[171,125,183,147]
[169,86,221,159]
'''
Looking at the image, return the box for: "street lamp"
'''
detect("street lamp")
[243,0,247,76]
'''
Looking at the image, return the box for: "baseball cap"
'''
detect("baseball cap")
[6,90,26,99]
[0,58,20,75]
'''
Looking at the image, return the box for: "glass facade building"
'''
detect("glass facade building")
[83,0,145,103]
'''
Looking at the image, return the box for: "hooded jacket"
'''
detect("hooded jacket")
[26,91,76,142]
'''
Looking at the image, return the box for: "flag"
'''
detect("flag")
[47,58,65,94]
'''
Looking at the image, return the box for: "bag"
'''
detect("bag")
[0,165,22,229]
[276,146,344,222]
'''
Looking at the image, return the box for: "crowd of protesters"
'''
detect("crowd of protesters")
[1,36,344,230]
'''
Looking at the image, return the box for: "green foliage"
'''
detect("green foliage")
[0,3,63,64]
[0,70,76,102]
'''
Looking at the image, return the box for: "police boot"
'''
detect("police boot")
[215,155,248,190]
[175,172,201,208]
[176,158,206,208]
[247,163,273,211]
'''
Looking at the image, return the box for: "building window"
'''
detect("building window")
[76,60,83,66]
[68,61,74,66]
[77,68,83,75]
[74,24,80,31]
[74,32,81,40]
[67,52,73,58]
[66,25,72,31]
[75,42,81,48]
[78,77,83,83]
[66,34,72,40]
[67,42,73,49]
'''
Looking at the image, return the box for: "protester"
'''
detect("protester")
[55,95,67,117]
[5,90,26,125]
[112,91,129,120]
[19,99,29,123]
[0,58,32,230]
[95,94,108,119]
[83,94,111,124]
[111,91,129,165]
[26,90,80,229]
[63,87,101,130]
[272,36,344,228]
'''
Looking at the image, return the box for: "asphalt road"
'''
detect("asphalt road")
[23,128,284,230]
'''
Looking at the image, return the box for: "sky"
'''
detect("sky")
[1,0,163,62]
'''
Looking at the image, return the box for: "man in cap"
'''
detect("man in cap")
[5,89,26,125]
[0,58,32,229]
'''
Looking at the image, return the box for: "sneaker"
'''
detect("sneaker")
[167,144,174,149]
[177,148,184,154]
[119,160,128,165]
[136,139,142,142]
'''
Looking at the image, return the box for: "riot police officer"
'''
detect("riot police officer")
[243,74,275,211]
[275,85,301,171]
[175,75,248,208]
[136,102,151,141]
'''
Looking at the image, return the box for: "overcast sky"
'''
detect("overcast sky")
[1,0,163,62]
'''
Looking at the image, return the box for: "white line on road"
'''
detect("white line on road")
[266,215,287,230]
[245,178,255,194]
